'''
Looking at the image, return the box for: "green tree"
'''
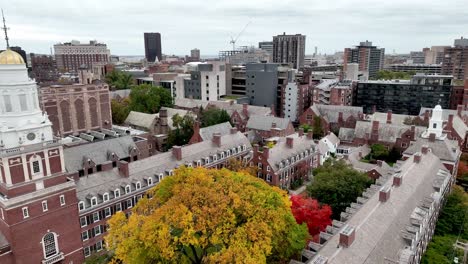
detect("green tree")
[421,235,463,264]
[128,84,173,114]
[115,71,134,90]
[105,70,120,87]
[435,186,468,239]
[312,116,324,139]
[166,113,195,149]
[370,144,389,160]
[111,98,130,124]
[307,159,373,219]
[200,108,231,127]
[299,124,312,133]
[106,167,309,264]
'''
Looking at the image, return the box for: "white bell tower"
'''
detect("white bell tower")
[427,105,443,138]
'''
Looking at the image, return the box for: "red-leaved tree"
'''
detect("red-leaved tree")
[290,195,333,237]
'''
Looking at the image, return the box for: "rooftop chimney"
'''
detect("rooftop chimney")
[379,186,391,202]
[376,160,383,167]
[457,105,464,117]
[393,174,402,187]
[117,161,129,177]
[424,110,430,122]
[421,145,429,154]
[286,136,294,148]
[229,100,234,105]
[263,147,270,159]
[230,127,238,134]
[298,127,304,137]
[338,112,344,123]
[386,110,392,124]
[212,133,222,147]
[413,153,422,163]
[339,225,356,248]
[242,103,249,117]
[448,114,454,127]
[172,146,182,161]
[429,133,436,142]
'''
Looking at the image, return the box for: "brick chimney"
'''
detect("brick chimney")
[338,112,344,123]
[242,103,249,117]
[424,110,430,123]
[421,145,429,154]
[458,105,464,117]
[253,144,259,154]
[298,127,304,137]
[263,147,269,159]
[393,174,402,187]
[212,133,222,147]
[429,133,436,142]
[286,136,294,148]
[386,110,392,124]
[358,151,362,159]
[307,130,313,139]
[379,186,391,202]
[413,153,422,163]
[376,160,383,167]
[230,127,238,134]
[339,225,356,248]
[172,146,182,161]
[117,161,129,177]
[270,104,276,117]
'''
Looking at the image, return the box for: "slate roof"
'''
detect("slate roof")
[265,133,316,171]
[309,152,451,264]
[199,122,233,141]
[75,132,252,204]
[310,104,364,123]
[346,145,393,176]
[371,112,416,126]
[338,128,356,142]
[124,111,157,130]
[325,132,340,145]
[452,115,468,139]
[174,98,209,109]
[64,136,137,173]
[208,101,271,119]
[246,115,291,131]
[317,140,329,155]
[403,137,460,163]
[353,121,426,143]
[419,107,468,121]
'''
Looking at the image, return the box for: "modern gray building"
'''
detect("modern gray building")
[272,33,306,69]
[353,74,453,115]
[144,32,162,63]
[384,64,442,74]
[184,62,226,101]
[258,41,273,55]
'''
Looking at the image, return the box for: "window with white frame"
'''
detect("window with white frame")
[82,230,89,241]
[29,155,43,178]
[78,201,85,211]
[116,203,122,211]
[83,247,91,257]
[33,161,40,173]
[91,197,97,207]
[96,241,103,252]
[22,207,29,218]
[94,225,101,236]
[213,155,217,161]
[127,199,133,208]
[258,163,262,169]
[237,146,242,152]
[42,232,58,258]
[114,189,120,198]
[205,157,210,164]
[227,150,231,156]
[59,195,65,206]
[136,182,141,190]
[104,207,111,218]
[80,216,87,227]
[147,177,153,185]
[267,174,272,182]
[220,152,225,159]
[125,185,131,194]
[267,166,271,172]
[169,170,174,176]
[93,212,100,222]
[42,201,48,212]
[158,173,164,181]
[103,193,109,202]
[242,145,246,151]
[196,160,201,167]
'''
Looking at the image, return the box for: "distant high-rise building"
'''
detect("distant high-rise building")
[190,48,200,60]
[442,37,468,80]
[343,41,385,79]
[424,46,449,64]
[258,41,273,55]
[272,33,306,69]
[144,32,162,63]
[409,51,425,64]
[54,40,110,72]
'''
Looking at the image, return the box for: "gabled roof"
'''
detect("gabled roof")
[208,101,271,119]
[64,136,137,172]
[338,128,356,142]
[265,133,316,171]
[199,122,233,141]
[311,104,364,123]
[325,132,340,145]
[452,115,468,139]
[246,115,291,131]
[371,112,416,126]
[403,137,460,163]
[124,111,157,130]
[174,98,209,109]
[353,121,426,143]
[156,107,195,130]
[317,140,330,155]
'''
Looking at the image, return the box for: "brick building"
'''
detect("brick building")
[40,83,112,137]
[246,115,295,140]
[441,37,468,80]
[189,122,232,144]
[54,40,110,72]
[299,104,364,134]
[30,53,60,84]
[312,79,353,106]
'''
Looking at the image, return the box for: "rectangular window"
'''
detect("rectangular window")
[104,207,111,218]
[93,212,100,223]
[94,225,101,236]
[127,199,133,208]
[84,247,91,257]
[115,203,122,212]
[80,216,87,227]
[19,94,28,111]
[22,207,29,218]
[32,161,40,174]
[42,201,48,212]
[59,195,66,206]
[96,241,103,252]
[82,230,89,241]
[4,95,12,112]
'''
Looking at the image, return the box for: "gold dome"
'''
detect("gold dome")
[0,49,25,64]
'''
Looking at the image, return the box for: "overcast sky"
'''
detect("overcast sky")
[3,0,467,56]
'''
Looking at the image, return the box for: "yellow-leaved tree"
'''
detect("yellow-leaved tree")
[106,167,308,264]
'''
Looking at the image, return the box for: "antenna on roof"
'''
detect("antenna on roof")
[1,9,9,49]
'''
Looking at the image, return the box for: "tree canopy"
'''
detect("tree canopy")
[375,70,416,80]
[166,113,195,150]
[307,159,373,219]
[290,195,332,238]
[312,116,324,139]
[111,98,130,124]
[200,108,231,128]
[105,70,135,90]
[129,84,173,114]
[106,167,309,263]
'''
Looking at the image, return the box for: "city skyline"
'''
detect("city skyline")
[2,0,467,56]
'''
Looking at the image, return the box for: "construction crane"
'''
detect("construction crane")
[229,21,251,51]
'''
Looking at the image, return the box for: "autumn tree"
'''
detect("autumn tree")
[225,157,258,177]
[290,195,332,237]
[106,167,309,264]
[110,98,130,124]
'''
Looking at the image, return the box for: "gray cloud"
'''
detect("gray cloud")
[2,0,467,56]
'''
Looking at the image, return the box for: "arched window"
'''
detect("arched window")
[147,177,153,185]
[136,181,141,190]
[125,185,131,194]
[42,232,58,259]
[103,193,109,202]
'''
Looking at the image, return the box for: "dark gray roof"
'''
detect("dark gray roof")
[338,128,356,142]
[403,137,460,163]
[371,112,416,126]
[419,107,468,121]
[354,121,426,143]
[64,136,137,172]
[246,115,291,131]
[124,111,156,130]
[311,104,364,123]
[208,101,271,119]
[266,133,316,171]
[199,122,233,141]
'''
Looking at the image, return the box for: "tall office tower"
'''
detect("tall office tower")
[144,32,162,63]
[190,48,200,61]
[272,33,306,69]
[343,41,385,79]
[54,40,110,72]
[442,37,468,80]
[258,41,273,55]
[425,46,450,64]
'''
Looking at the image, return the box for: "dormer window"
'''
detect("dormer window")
[114,189,121,198]
[158,173,164,181]
[125,185,131,194]
[220,152,225,159]
[205,157,210,164]
[91,197,98,207]
[227,150,231,156]
[238,146,242,152]
[103,193,109,202]
[136,182,141,190]
[78,201,85,211]
[196,160,201,167]
[147,177,153,185]
[213,155,218,161]
[169,170,174,176]
[242,145,247,151]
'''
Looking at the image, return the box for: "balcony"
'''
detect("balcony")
[42,252,64,264]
